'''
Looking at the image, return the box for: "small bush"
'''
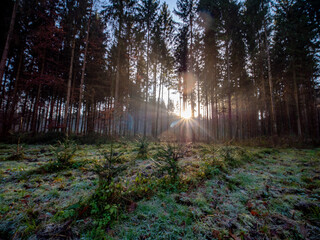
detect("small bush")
[51,138,77,167]
[155,145,183,183]
[137,138,149,159]
[200,156,225,178]
[236,147,255,162]
[94,144,127,188]
[6,145,25,161]
[125,173,158,200]
[219,146,239,167]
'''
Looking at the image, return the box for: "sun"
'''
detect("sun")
[181,109,192,120]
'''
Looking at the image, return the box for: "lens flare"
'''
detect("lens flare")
[181,109,192,120]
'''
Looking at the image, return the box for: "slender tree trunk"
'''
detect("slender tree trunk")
[155,64,162,138]
[167,88,170,131]
[0,0,18,84]
[152,60,157,137]
[64,34,76,134]
[0,57,12,109]
[189,8,195,142]
[160,76,164,134]
[293,63,302,137]
[8,52,23,131]
[143,26,151,137]
[31,56,45,134]
[114,14,123,136]
[76,6,92,134]
[197,74,200,140]
[264,20,277,136]
[226,40,232,140]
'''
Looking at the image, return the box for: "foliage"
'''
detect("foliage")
[93,144,127,188]
[155,145,183,183]
[6,144,25,161]
[1,143,320,239]
[137,137,149,159]
[51,138,78,167]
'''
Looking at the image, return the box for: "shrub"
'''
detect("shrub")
[94,144,127,189]
[200,156,225,178]
[137,137,149,159]
[6,144,25,161]
[156,145,183,183]
[51,138,78,168]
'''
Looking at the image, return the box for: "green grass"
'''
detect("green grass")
[0,143,319,239]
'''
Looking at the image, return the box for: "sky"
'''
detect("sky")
[162,0,177,12]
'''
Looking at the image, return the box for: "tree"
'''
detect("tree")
[137,0,160,137]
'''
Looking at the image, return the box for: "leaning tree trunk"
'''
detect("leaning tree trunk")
[0,0,18,86]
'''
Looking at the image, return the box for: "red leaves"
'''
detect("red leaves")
[250,210,259,216]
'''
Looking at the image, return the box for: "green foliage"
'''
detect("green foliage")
[219,146,239,167]
[219,146,253,168]
[236,147,255,163]
[51,138,77,167]
[137,137,149,159]
[308,205,320,222]
[6,145,25,161]
[125,173,158,200]
[200,156,225,179]
[89,181,124,229]
[88,144,129,229]
[156,145,182,183]
[94,144,127,188]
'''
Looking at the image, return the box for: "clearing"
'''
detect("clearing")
[0,142,319,239]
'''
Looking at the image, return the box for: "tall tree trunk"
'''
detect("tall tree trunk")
[114,13,123,136]
[155,64,162,138]
[64,34,76,134]
[143,27,150,137]
[226,40,232,140]
[31,56,45,134]
[0,0,18,84]
[264,20,277,136]
[152,60,157,137]
[189,5,195,142]
[8,52,23,132]
[76,5,92,134]
[160,75,164,134]
[293,63,302,137]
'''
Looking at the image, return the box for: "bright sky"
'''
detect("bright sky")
[162,0,177,11]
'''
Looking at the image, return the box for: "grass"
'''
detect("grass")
[0,143,319,239]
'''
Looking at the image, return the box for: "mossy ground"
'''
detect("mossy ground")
[0,142,319,239]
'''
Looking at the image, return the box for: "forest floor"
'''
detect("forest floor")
[0,142,319,239]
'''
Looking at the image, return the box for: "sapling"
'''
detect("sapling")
[155,144,183,183]
[94,144,126,188]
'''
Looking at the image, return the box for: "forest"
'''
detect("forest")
[0,0,319,142]
[0,0,320,239]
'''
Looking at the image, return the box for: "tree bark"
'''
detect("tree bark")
[76,5,92,134]
[64,34,76,134]
[0,0,18,85]
[293,63,302,137]
[264,20,277,136]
